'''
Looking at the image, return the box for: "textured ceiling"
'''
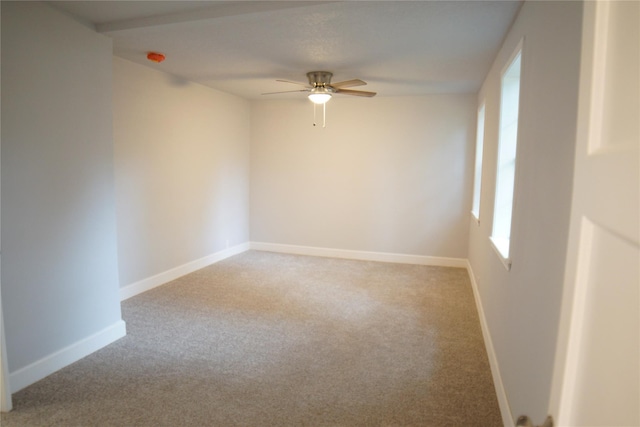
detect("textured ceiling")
[51,1,521,100]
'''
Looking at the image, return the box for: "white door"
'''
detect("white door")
[547,1,639,426]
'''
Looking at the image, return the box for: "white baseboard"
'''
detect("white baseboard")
[466,261,514,427]
[250,242,468,268]
[120,243,250,301]
[9,320,126,393]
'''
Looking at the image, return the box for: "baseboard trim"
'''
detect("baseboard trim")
[466,261,514,427]
[9,320,126,393]
[250,242,467,268]
[120,243,250,301]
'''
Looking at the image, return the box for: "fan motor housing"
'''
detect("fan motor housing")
[307,71,333,87]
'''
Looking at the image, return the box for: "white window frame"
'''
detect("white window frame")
[490,39,524,270]
[471,102,486,223]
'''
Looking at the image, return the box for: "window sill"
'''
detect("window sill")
[490,236,512,271]
[470,211,480,226]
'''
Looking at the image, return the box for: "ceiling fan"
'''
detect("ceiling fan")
[262,71,376,104]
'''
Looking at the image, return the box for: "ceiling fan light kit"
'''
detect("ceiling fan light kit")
[308,88,332,104]
[262,71,376,127]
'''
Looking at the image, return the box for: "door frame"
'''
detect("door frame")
[1,278,12,412]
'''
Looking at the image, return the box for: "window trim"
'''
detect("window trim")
[490,38,524,271]
[471,102,486,224]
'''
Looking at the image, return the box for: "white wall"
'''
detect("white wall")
[251,96,475,258]
[468,1,583,422]
[1,1,124,381]
[113,58,251,288]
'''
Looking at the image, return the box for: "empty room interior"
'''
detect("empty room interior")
[1,1,638,426]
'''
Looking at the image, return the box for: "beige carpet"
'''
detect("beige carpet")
[1,250,502,426]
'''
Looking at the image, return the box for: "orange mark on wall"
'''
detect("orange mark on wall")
[146,52,166,63]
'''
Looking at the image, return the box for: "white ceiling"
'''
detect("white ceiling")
[50,1,522,100]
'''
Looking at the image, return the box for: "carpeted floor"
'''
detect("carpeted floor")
[1,250,502,426]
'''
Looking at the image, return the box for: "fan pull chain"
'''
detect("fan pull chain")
[312,102,327,128]
[322,102,326,128]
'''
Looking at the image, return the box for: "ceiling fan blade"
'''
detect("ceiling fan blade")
[261,89,310,95]
[276,79,311,88]
[331,79,367,88]
[335,88,377,97]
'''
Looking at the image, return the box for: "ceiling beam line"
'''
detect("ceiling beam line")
[97,1,337,34]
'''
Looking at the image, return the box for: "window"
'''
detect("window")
[491,44,522,268]
[471,103,485,221]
